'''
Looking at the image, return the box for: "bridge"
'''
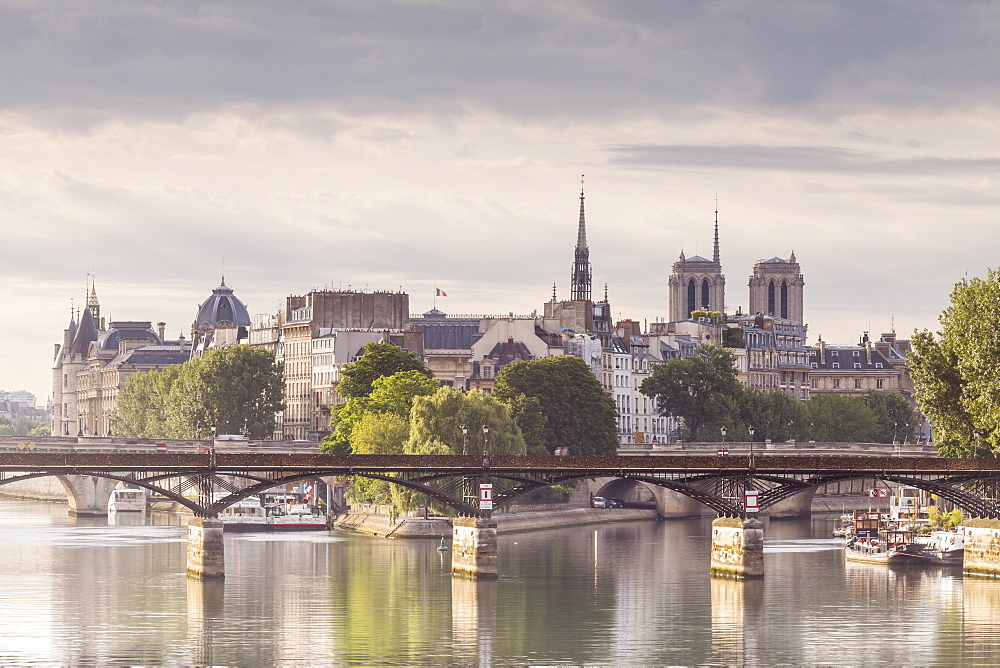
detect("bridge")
[4,445,1000,579]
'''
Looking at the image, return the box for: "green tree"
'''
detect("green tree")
[640,345,742,442]
[908,270,1000,456]
[863,390,918,444]
[0,417,49,437]
[321,370,440,454]
[492,356,618,455]
[726,389,804,443]
[347,412,409,506]
[802,394,879,443]
[110,346,284,439]
[336,342,433,400]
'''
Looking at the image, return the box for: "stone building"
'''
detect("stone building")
[807,334,901,396]
[748,254,804,323]
[51,284,190,436]
[667,210,726,322]
[190,278,252,356]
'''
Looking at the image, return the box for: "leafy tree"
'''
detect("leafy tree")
[908,270,1000,456]
[802,394,879,443]
[501,393,548,455]
[336,342,432,400]
[724,389,805,443]
[492,356,618,455]
[640,345,741,442]
[110,346,284,439]
[863,390,918,444]
[321,370,440,454]
[348,412,409,506]
[0,417,49,437]
[394,387,529,514]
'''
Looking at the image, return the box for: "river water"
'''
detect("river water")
[1,499,999,666]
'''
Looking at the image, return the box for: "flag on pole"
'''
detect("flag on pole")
[436,288,448,296]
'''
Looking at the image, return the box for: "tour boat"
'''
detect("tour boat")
[218,496,269,531]
[266,503,328,530]
[832,513,854,538]
[843,511,928,565]
[108,488,146,513]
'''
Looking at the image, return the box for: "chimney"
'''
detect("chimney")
[818,338,826,365]
[157,321,166,341]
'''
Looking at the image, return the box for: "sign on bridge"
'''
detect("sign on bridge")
[479,483,493,510]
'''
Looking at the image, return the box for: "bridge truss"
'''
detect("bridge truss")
[2,453,1000,518]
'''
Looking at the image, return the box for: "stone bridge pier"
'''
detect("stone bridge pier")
[710,517,764,578]
[62,475,121,516]
[451,517,498,579]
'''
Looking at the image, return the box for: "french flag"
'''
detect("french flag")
[436,288,448,297]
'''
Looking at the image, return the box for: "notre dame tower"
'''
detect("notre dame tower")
[748,252,804,322]
[667,209,726,321]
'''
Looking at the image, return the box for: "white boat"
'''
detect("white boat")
[218,496,269,531]
[108,488,146,513]
[832,513,854,538]
[266,503,328,530]
[914,530,964,565]
[844,512,929,565]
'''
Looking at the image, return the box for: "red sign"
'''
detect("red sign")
[156,444,166,454]
[868,488,889,498]
[745,489,759,513]
[717,448,729,456]
[479,484,493,510]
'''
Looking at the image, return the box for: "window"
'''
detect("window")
[833,379,841,388]
[876,379,884,389]
[855,379,863,389]
[854,363,862,369]
[875,363,883,369]
[810,362,817,369]
[831,350,839,356]
[811,379,818,388]
[832,362,840,369]
[853,350,860,357]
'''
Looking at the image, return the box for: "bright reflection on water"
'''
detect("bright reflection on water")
[0,499,999,665]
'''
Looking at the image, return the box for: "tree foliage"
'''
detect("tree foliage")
[908,270,1000,456]
[492,356,618,455]
[321,370,440,454]
[801,394,879,443]
[640,345,741,442]
[863,390,917,444]
[0,417,50,437]
[110,346,284,439]
[336,342,432,400]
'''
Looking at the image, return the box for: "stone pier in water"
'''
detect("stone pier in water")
[710,517,764,578]
[961,523,1000,577]
[451,517,498,579]
[186,517,225,580]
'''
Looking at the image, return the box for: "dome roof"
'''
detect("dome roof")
[193,281,251,331]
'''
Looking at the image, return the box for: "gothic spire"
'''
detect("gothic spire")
[713,198,720,264]
[570,175,592,301]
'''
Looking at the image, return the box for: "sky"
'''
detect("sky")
[2,1,998,404]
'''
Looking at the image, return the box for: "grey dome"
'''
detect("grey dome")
[194,281,251,331]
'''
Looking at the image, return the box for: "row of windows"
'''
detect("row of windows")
[815,378,885,390]
[813,362,884,369]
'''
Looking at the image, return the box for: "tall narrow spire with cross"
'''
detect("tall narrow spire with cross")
[713,196,720,264]
[570,175,592,301]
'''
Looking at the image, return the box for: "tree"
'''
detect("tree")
[728,389,805,443]
[348,412,409,506]
[802,394,879,443]
[908,270,1000,456]
[321,370,440,454]
[110,346,284,439]
[863,390,918,444]
[492,356,618,455]
[336,342,433,400]
[640,345,742,442]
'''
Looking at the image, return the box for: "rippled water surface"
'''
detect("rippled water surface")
[0,499,998,665]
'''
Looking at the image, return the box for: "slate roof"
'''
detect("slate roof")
[194,281,251,330]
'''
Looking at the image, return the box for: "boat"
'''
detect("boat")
[832,512,854,538]
[843,511,929,565]
[108,488,146,513]
[913,530,964,565]
[266,503,328,531]
[218,496,269,531]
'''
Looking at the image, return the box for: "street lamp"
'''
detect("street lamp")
[482,424,489,456]
[460,424,468,456]
[748,425,755,459]
[789,419,794,443]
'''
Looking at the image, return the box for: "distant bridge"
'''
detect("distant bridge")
[1,449,999,519]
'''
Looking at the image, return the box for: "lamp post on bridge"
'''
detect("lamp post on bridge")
[482,424,490,469]
[460,424,468,456]
[748,425,756,471]
[719,426,728,456]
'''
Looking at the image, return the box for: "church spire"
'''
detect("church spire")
[713,197,720,264]
[570,175,592,301]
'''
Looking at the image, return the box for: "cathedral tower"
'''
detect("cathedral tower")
[667,207,726,321]
[748,252,804,322]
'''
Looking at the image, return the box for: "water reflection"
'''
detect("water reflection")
[6,499,1000,663]
[451,577,496,666]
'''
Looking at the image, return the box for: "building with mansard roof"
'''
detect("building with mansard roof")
[190,278,252,356]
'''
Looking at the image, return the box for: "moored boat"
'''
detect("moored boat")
[832,513,854,538]
[266,503,328,530]
[844,511,928,565]
[108,488,146,513]
[913,530,964,565]
[218,496,269,531]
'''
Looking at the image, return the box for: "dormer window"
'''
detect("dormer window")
[854,363,862,369]
[832,362,840,369]
[853,350,861,357]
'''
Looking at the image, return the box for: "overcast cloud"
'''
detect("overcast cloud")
[1,1,998,401]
